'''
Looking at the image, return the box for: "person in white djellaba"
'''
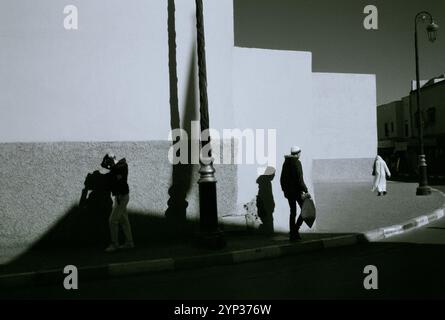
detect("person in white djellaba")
[372,155,391,196]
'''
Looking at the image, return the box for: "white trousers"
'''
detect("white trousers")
[109,194,133,245]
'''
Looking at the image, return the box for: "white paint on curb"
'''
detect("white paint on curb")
[414,216,429,227]
[429,208,444,221]
[108,258,175,276]
[383,225,404,237]
[364,229,384,241]
[365,188,445,242]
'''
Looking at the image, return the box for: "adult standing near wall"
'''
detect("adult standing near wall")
[372,155,391,196]
[102,153,134,253]
[280,146,309,241]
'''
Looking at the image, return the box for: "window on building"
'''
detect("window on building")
[384,123,389,137]
[391,122,394,133]
[405,121,409,137]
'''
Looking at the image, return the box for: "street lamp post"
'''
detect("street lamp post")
[194,0,225,248]
[413,11,439,196]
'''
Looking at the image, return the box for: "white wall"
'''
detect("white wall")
[312,72,377,160]
[174,0,234,135]
[0,0,380,237]
[0,0,234,142]
[233,47,313,232]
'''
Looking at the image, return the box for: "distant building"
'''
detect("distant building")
[377,74,445,176]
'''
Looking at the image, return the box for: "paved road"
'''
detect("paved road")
[1,239,444,300]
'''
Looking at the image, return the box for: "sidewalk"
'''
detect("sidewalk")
[314,181,444,233]
[0,232,362,289]
[1,181,444,289]
[0,232,348,275]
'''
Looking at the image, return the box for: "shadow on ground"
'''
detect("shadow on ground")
[2,241,445,299]
[0,199,355,275]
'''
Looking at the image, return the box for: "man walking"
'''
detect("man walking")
[280,146,309,241]
[372,155,391,196]
[102,153,134,253]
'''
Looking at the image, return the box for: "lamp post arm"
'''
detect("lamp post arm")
[415,11,433,25]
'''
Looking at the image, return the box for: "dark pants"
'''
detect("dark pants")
[288,196,304,235]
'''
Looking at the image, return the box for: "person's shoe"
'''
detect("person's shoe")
[104,244,119,253]
[377,192,382,196]
[383,192,387,196]
[119,242,135,250]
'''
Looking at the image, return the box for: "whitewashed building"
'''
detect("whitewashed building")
[0,0,377,259]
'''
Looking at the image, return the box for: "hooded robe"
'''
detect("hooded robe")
[372,156,391,193]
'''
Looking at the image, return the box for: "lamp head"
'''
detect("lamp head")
[427,21,439,42]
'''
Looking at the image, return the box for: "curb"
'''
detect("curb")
[364,187,445,241]
[0,234,362,290]
[2,188,444,291]
[364,208,445,241]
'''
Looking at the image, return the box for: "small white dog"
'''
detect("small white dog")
[243,198,261,229]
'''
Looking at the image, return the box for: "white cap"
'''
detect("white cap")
[291,146,301,155]
[105,150,116,160]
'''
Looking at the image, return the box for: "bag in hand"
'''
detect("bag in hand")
[301,196,316,228]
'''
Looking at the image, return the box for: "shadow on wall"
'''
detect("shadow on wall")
[2,170,242,269]
[165,0,198,225]
[1,1,204,267]
[34,171,198,250]
[36,0,200,249]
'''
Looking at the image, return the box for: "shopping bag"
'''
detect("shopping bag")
[301,197,316,228]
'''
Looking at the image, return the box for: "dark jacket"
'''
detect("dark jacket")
[280,155,308,199]
[79,170,113,208]
[84,170,112,193]
[256,174,275,220]
[110,158,129,196]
